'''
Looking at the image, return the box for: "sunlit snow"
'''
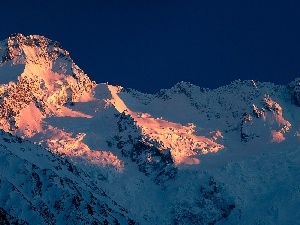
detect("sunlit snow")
[0,34,299,225]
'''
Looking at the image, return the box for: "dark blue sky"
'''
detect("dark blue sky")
[1,0,300,93]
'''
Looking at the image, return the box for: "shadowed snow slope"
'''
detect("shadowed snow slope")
[0,33,299,224]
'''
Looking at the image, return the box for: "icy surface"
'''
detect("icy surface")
[0,34,299,224]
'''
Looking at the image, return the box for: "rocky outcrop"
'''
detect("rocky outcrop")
[288,78,300,107]
[172,177,235,225]
[108,112,177,184]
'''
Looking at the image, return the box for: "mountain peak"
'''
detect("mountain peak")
[0,34,96,132]
[1,33,69,65]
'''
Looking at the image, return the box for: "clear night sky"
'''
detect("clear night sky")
[1,0,300,93]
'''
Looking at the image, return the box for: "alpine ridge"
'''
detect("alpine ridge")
[0,33,299,224]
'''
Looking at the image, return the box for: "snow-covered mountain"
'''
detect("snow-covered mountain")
[0,33,299,224]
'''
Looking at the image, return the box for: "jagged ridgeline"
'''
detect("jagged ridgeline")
[0,34,299,224]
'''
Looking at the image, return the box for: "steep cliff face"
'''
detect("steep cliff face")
[0,34,299,224]
[0,33,95,132]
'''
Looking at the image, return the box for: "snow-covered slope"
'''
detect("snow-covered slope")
[0,129,141,224]
[0,33,299,224]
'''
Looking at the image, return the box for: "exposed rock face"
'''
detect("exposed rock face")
[173,177,235,225]
[0,207,28,225]
[288,78,300,107]
[0,33,96,131]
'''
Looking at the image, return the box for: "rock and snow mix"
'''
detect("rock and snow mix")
[0,34,299,224]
